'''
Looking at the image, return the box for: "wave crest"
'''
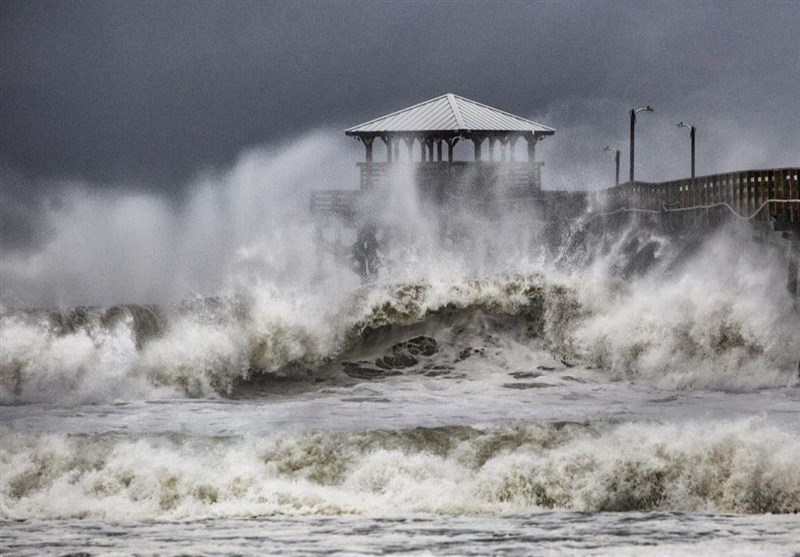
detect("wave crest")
[2,252,798,403]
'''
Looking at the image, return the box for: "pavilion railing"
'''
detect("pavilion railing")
[357,161,543,194]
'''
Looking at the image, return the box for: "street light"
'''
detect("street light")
[604,146,621,186]
[629,105,654,182]
[677,122,696,178]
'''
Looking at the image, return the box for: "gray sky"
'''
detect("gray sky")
[2,0,799,251]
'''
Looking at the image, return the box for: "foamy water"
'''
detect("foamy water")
[3,420,800,521]
[3,255,798,405]
[2,135,799,555]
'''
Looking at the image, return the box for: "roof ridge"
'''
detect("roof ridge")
[345,93,555,135]
[452,94,555,132]
[446,93,466,129]
[345,94,449,133]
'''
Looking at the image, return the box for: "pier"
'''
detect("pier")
[311,94,799,291]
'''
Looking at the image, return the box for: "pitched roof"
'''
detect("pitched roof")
[345,94,554,136]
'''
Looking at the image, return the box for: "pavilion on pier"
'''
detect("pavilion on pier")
[310,94,557,277]
[344,93,555,196]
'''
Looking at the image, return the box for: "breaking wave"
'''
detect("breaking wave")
[2,420,798,520]
[2,241,799,404]
[0,276,564,402]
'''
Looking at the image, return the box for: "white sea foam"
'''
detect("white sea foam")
[569,228,800,390]
[2,240,797,404]
[2,420,798,520]
[1,134,797,403]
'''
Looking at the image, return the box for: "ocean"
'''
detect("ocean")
[2,206,800,555]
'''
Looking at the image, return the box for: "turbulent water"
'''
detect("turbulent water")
[2,168,800,555]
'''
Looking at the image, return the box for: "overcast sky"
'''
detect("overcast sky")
[2,0,799,253]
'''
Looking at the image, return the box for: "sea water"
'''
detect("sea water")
[2,176,800,555]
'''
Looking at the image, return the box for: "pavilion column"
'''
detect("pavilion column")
[404,136,414,160]
[445,137,460,163]
[437,140,443,162]
[381,136,392,162]
[526,134,537,163]
[509,136,517,162]
[420,137,427,161]
[427,140,434,162]
[363,136,374,162]
[473,135,483,161]
[394,139,401,161]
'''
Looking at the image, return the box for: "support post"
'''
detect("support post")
[690,125,696,178]
[630,109,636,182]
[615,150,620,186]
[382,136,392,163]
[404,136,413,160]
[473,135,483,161]
[447,138,458,163]
[527,134,537,163]
[789,234,799,297]
[354,224,379,282]
[363,136,374,162]
[437,140,443,162]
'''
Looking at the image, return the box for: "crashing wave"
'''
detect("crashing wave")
[2,264,798,403]
[2,420,798,520]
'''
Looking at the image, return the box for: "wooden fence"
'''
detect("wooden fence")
[597,168,799,229]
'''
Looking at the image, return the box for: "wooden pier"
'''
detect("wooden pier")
[596,168,800,230]
[310,94,799,291]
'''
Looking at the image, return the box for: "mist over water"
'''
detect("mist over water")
[2,132,799,556]
[1,131,360,308]
[1,133,798,404]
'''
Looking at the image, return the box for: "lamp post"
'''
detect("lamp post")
[677,122,696,178]
[604,146,621,186]
[629,105,654,182]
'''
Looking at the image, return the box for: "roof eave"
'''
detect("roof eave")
[347,127,555,136]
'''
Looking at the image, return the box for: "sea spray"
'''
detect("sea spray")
[2,252,799,403]
[569,226,800,389]
[0,275,569,402]
[0,132,360,309]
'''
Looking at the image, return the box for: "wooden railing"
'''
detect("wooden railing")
[309,189,359,221]
[356,161,543,193]
[597,168,799,226]
[311,167,799,231]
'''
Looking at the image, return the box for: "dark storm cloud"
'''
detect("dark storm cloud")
[1,1,799,233]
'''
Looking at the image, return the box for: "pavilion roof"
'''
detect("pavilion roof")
[345,94,554,136]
